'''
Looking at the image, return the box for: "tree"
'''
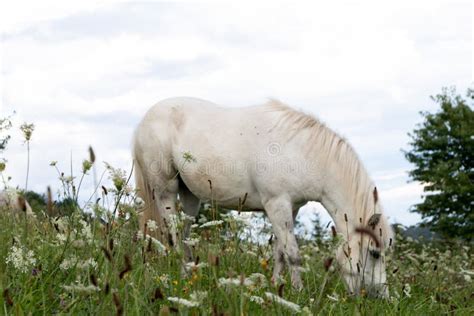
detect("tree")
[23,191,47,214]
[404,87,473,240]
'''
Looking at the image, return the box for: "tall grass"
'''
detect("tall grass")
[0,164,473,315]
[0,135,472,315]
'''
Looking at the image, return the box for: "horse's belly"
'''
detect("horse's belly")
[178,160,263,210]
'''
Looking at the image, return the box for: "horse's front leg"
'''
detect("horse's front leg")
[271,236,285,283]
[264,196,303,290]
[178,184,201,262]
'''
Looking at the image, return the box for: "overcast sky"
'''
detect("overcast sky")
[0,0,472,228]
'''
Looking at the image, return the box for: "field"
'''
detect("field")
[0,164,473,315]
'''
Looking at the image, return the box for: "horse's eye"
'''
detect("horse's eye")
[369,249,380,259]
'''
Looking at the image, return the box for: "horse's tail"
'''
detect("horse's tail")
[133,139,159,237]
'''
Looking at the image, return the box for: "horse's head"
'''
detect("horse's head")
[336,212,394,298]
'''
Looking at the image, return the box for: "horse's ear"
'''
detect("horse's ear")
[367,213,381,229]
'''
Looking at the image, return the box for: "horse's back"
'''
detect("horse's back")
[133,97,285,207]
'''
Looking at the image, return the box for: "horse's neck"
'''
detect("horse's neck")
[317,166,370,236]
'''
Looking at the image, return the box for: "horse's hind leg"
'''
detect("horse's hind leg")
[153,185,179,246]
[179,180,201,262]
[264,196,303,290]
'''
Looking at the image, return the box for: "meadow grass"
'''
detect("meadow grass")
[1,202,473,315]
[0,159,473,315]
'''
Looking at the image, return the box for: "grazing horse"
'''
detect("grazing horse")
[0,189,33,215]
[133,97,393,297]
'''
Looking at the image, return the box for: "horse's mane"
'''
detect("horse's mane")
[266,100,390,240]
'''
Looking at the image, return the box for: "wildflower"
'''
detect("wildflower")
[77,258,98,270]
[5,244,37,273]
[189,290,207,303]
[146,219,158,232]
[60,256,78,270]
[260,258,268,270]
[62,284,100,294]
[248,273,267,288]
[156,274,170,288]
[82,160,92,174]
[56,233,68,244]
[265,292,301,313]
[198,214,208,224]
[168,297,200,308]
[182,151,196,163]
[200,220,223,228]
[79,220,93,242]
[20,123,35,141]
[183,238,200,247]
[185,261,209,272]
[105,163,127,192]
[59,175,75,184]
[301,306,313,316]
[218,277,254,288]
[147,235,167,253]
[53,217,69,232]
[327,293,339,301]
[246,294,265,305]
[402,283,411,297]
[179,211,196,222]
[134,197,145,208]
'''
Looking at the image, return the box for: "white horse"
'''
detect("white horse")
[0,189,33,215]
[133,97,393,297]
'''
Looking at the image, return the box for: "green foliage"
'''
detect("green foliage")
[54,197,80,217]
[405,87,474,240]
[23,191,47,214]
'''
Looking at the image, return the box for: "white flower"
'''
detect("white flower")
[60,256,78,271]
[53,217,68,232]
[189,291,207,303]
[79,220,93,242]
[198,214,208,224]
[77,258,98,270]
[183,238,200,247]
[134,197,145,208]
[56,233,68,243]
[327,293,339,301]
[62,284,100,294]
[200,220,223,228]
[218,277,254,288]
[246,294,264,305]
[6,244,37,273]
[301,306,313,316]
[168,214,180,231]
[265,292,301,313]
[248,273,267,288]
[168,297,200,308]
[185,262,209,271]
[157,274,170,288]
[403,283,411,298]
[146,235,167,253]
[146,219,158,232]
[180,212,196,222]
